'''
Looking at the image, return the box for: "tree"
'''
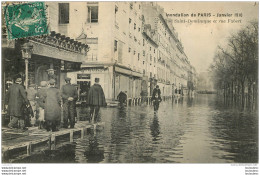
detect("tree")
[210,20,258,109]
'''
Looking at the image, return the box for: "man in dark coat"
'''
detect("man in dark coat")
[87,78,106,123]
[152,85,162,112]
[6,77,29,130]
[152,85,161,98]
[61,77,78,128]
[44,79,61,132]
[117,91,127,107]
[151,92,162,112]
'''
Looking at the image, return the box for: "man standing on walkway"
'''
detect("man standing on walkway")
[45,79,61,132]
[61,77,78,128]
[87,78,106,123]
[5,77,29,130]
[152,85,161,98]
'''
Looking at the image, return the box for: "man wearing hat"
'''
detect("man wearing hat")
[87,78,107,123]
[5,77,30,130]
[61,77,78,128]
[44,79,61,132]
[47,68,56,80]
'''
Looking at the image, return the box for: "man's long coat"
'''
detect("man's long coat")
[87,84,106,106]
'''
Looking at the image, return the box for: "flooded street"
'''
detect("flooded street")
[15,94,258,163]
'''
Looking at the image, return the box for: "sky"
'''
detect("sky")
[158,2,259,73]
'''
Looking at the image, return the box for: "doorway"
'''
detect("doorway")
[77,81,91,101]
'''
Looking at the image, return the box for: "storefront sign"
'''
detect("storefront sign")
[77,74,91,79]
[64,61,81,71]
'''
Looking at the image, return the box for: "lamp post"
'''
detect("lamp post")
[21,43,33,89]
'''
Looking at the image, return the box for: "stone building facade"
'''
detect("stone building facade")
[46,2,197,101]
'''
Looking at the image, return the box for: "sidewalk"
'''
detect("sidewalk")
[2,121,104,162]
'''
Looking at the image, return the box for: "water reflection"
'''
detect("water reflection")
[209,110,258,163]
[186,96,194,107]
[13,144,76,163]
[13,94,258,163]
[84,135,104,163]
[105,106,132,162]
[150,114,161,142]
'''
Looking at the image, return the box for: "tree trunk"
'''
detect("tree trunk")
[231,81,234,101]
[241,80,245,110]
[248,82,252,109]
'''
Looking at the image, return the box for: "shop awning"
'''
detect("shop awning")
[115,66,143,78]
[28,31,89,63]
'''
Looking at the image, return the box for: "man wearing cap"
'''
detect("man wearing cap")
[87,78,107,123]
[61,77,78,128]
[5,77,30,130]
[44,79,61,132]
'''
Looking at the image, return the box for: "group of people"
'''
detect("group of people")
[116,85,162,112]
[5,77,107,132]
[5,74,162,132]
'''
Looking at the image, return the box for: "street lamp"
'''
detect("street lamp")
[21,43,33,89]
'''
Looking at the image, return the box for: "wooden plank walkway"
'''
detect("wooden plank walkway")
[2,121,105,162]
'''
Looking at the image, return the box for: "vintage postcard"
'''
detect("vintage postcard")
[1,1,259,174]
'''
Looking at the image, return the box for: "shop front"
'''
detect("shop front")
[2,31,88,106]
[114,65,143,99]
[67,65,111,101]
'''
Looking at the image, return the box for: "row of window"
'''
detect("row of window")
[59,3,98,24]
[129,19,141,32]
[129,2,141,10]
[115,40,157,65]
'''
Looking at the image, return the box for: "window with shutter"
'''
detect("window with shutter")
[59,3,69,24]
[87,3,98,23]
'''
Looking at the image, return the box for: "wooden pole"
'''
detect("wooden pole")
[81,128,84,139]
[51,134,56,150]
[70,130,73,142]
[93,124,96,135]
[25,58,28,89]
[27,142,31,156]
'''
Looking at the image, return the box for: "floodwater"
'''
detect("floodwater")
[15,94,258,163]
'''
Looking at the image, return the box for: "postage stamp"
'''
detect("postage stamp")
[3,2,49,40]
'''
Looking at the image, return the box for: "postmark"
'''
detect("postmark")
[4,2,49,40]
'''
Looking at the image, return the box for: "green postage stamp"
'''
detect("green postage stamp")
[4,2,49,40]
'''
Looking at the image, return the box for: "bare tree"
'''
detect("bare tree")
[210,20,258,110]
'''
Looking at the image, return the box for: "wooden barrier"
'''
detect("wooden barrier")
[2,121,105,162]
[27,142,31,156]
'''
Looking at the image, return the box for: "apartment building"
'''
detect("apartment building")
[46,2,196,101]
[142,24,158,96]
[143,2,183,96]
